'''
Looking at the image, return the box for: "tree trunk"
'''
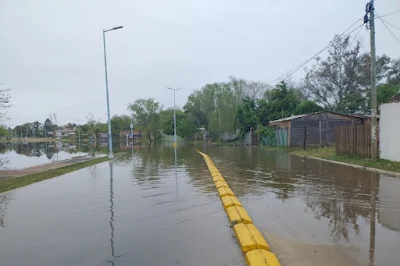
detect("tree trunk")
[148,133,152,146]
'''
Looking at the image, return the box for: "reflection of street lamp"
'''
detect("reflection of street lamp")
[76,120,81,150]
[107,162,120,266]
[167,87,181,148]
[103,26,123,159]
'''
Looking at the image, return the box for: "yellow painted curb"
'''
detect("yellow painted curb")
[213,175,226,183]
[215,180,230,189]
[226,206,253,225]
[217,187,235,197]
[233,223,270,253]
[245,249,281,266]
[220,195,242,209]
[198,151,282,266]
[211,172,222,178]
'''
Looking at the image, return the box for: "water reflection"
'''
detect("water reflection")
[201,146,400,266]
[0,142,88,170]
[107,162,119,266]
[0,146,399,265]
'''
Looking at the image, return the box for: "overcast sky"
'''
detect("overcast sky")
[1,0,399,127]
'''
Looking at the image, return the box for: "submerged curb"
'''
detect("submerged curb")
[198,151,282,266]
[292,153,400,177]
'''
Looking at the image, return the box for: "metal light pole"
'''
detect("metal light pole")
[167,87,181,148]
[103,25,123,159]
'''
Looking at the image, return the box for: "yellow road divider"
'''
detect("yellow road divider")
[213,175,226,183]
[226,205,253,224]
[217,187,235,197]
[233,223,270,252]
[215,180,230,189]
[245,250,281,266]
[198,151,282,266]
[220,195,242,209]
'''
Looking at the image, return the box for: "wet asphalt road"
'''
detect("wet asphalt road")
[0,146,399,266]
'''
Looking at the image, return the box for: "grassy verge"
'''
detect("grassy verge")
[0,157,109,194]
[291,147,400,173]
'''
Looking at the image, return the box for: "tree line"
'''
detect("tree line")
[3,35,400,142]
[126,35,399,144]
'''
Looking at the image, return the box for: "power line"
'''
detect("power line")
[376,11,400,45]
[349,24,364,46]
[380,17,400,32]
[377,8,400,18]
[268,19,362,85]
[268,22,364,87]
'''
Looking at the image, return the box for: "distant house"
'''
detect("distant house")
[120,130,142,140]
[269,111,365,147]
[55,128,75,138]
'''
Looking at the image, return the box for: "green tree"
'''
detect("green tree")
[160,109,197,139]
[387,58,400,85]
[128,98,162,146]
[111,115,131,137]
[294,100,323,115]
[265,81,302,120]
[236,98,258,136]
[0,126,7,137]
[364,83,400,110]
[302,35,363,113]
[377,84,400,104]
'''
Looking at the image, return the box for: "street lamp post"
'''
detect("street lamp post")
[167,87,181,148]
[103,25,123,159]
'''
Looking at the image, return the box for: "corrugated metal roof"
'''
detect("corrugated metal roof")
[269,114,309,123]
[269,111,365,123]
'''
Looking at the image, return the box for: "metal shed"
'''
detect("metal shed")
[269,112,365,147]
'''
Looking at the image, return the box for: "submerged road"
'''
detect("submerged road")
[0,146,399,266]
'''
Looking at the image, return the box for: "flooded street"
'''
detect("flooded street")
[0,146,400,265]
[0,142,88,170]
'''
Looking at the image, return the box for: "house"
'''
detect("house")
[269,111,364,147]
[54,128,76,138]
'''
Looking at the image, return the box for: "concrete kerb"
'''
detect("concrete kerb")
[198,151,282,266]
[292,153,400,177]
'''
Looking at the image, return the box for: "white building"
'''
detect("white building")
[380,102,400,161]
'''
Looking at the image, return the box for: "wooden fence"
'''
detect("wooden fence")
[335,124,373,158]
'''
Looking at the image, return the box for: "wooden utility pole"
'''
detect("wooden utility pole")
[367,0,378,160]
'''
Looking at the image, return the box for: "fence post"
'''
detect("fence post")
[303,126,307,150]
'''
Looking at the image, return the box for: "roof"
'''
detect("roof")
[269,114,309,123]
[269,111,364,124]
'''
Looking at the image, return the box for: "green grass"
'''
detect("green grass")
[291,147,400,173]
[0,157,109,194]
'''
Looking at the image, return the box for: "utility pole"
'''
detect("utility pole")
[366,0,378,161]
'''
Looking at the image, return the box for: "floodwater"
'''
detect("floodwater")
[0,146,399,266]
[0,142,88,170]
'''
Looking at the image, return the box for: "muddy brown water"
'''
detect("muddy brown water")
[0,146,399,266]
